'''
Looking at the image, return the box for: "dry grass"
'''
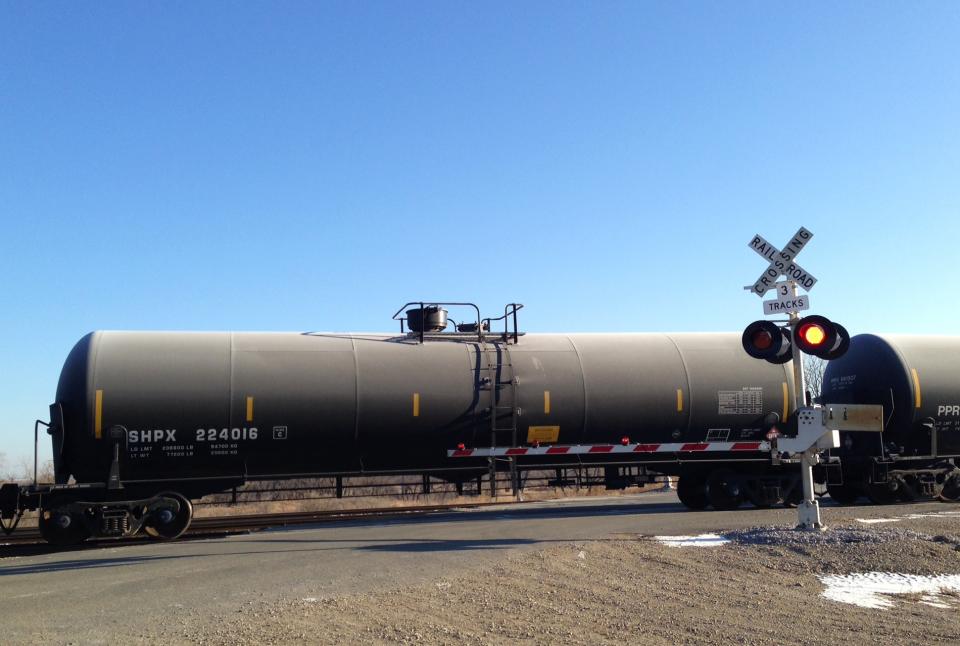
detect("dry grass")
[194,482,665,518]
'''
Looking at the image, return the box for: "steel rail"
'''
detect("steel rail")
[0,499,520,548]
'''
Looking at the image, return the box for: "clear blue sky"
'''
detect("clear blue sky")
[2,3,959,467]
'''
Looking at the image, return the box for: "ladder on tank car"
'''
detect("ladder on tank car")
[478,304,523,498]
[392,301,525,498]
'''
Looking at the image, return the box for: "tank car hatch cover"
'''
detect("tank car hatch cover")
[406,307,448,333]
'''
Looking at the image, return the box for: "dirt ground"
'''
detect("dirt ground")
[144,513,960,645]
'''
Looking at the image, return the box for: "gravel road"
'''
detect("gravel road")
[153,511,960,644]
[6,496,960,645]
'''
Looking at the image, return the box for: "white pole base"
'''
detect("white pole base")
[796,499,825,531]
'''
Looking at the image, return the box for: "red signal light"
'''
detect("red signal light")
[751,329,774,350]
[745,316,850,362]
[793,315,849,359]
[798,322,827,346]
[742,320,792,364]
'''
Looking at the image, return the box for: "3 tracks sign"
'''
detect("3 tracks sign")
[763,286,809,316]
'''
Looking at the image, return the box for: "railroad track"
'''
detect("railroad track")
[0,500,519,550]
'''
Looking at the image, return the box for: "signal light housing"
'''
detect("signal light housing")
[742,320,793,364]
[742,316,850,363]
[793,315,850,360]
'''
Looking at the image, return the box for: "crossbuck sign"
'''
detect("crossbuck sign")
[744,227,817,315]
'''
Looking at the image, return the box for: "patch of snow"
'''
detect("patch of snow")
[819,572,960,609]
[577,550,586,560]
[857,510,960,525]
[920,594,952,609]
[855,518,901,524]
[654,533,730,547]
[302,597,318,603]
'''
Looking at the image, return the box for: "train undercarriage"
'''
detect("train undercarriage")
[0,483,201,546]
[667,459,960,511]
[5,453,960,546]
[824,456,960,505]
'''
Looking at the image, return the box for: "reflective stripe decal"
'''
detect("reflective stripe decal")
[911,369,922,409]
[782,382,789,420]
[544,390,551,414]
[680,443,709,452]
[448,440,769,458]
[413,392,420,417]
[246,396,254,422]
[676,388,684,412]
[94,389,103,439]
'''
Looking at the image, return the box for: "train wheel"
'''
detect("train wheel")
[866,484,898,505]
[744,477,781,509]
[676,475,709,510]
[746,483,779,509]
[782,482,802,508]
[706,469,743,510]
[144,492,193,540]
[939,475,960,502]
[897,476,921,502]
[826,484,861,505]
[38,508,91,546]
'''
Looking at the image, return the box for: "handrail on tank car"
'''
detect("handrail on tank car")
[392,302,483,343]
[481,303,524,344]
[32,419,49,488]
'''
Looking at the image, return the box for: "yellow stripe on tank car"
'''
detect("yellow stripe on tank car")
[413,392,420,417]
[676,389,683,412]
[246,396,254,422]
[95,389,104,439]
[544,390,551,414]
[782,382,789,420]
[911,369,922,409]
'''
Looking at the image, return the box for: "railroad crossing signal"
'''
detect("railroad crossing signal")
[745,227,818,297]
[739,225,851,531]
[740,225,849,363]
[742,314,849,363]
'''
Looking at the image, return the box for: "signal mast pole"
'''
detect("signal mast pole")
[786,280,822,529]
[788,281,807,407]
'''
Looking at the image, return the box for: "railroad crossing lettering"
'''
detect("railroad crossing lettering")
[745,227,818,296]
